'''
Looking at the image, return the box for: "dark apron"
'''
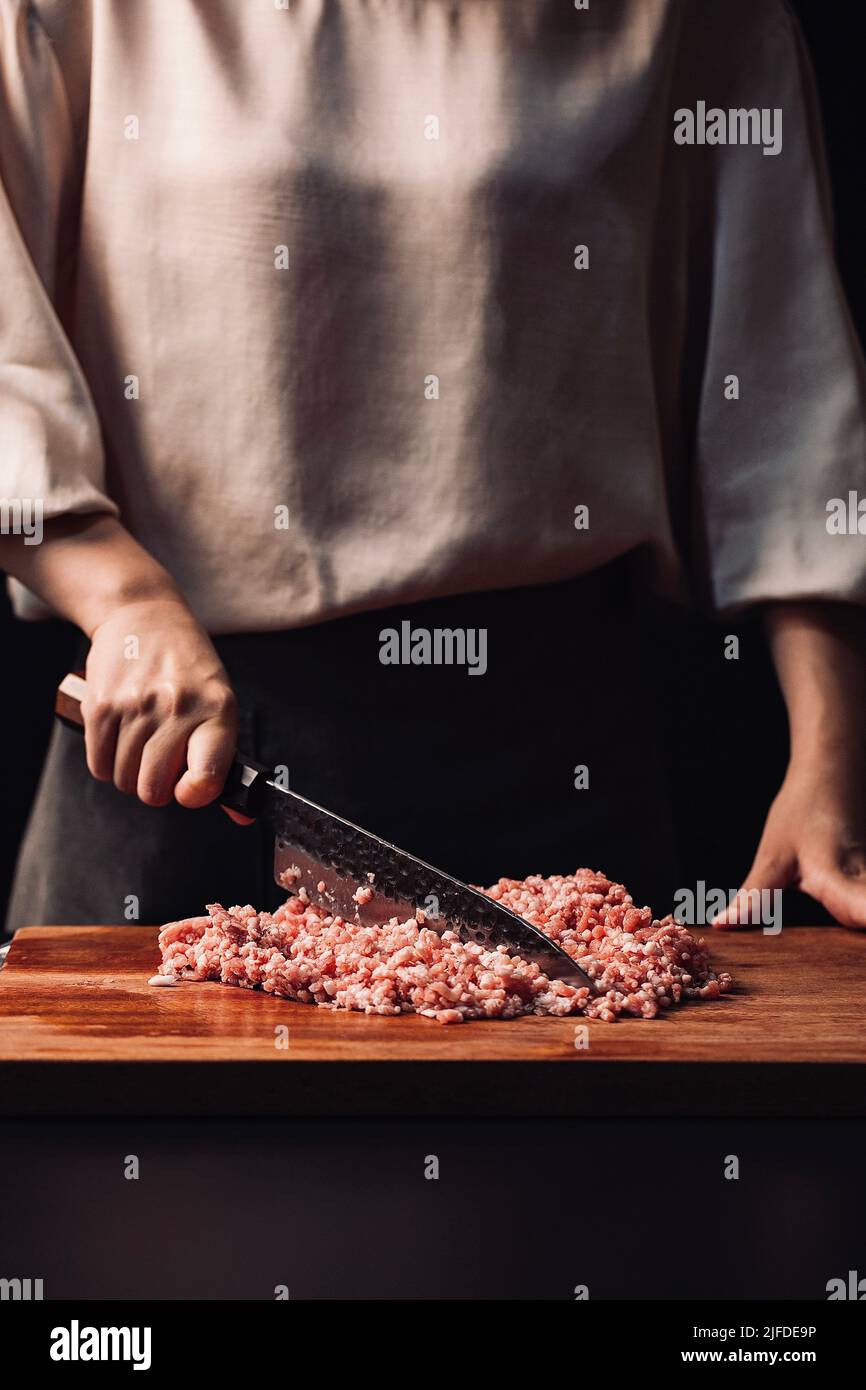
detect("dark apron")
[5,563,681,933]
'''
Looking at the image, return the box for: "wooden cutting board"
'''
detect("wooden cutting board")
[0,925,864,1116]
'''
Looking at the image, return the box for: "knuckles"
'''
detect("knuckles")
[83,695,115,726]
[83,680,236,726]
[204,683,238,723]
[81,672,237,809]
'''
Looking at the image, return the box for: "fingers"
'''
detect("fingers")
[82,700,239,812]
[81,693,120,783]
[113,717,157,797]
[174,715,237,809]
[222,807,256,826]
[712,884,772,929]
[799,860,866,930]
[711,847,795,929]
[136,725,191,807]
[81,602,242,810]
[713,847,866,930]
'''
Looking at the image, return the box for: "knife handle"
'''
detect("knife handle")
[55,671,88,731]
[218,755,271,818]
[55,672,271,817]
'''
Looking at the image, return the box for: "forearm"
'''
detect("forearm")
[0,513,185,637]
[764,601,866,768]
[1,511,239,810]
[702,601,866,930]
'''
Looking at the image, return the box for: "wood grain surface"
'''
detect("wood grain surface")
[0,925,864,1116]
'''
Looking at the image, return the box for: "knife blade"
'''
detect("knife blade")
[56,673,595,989]
[225,764,594,988]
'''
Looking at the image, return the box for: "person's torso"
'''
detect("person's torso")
[49,0,690,630]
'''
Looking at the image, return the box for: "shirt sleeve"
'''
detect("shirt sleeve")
[686,0,866,614]
[0,0,117,527]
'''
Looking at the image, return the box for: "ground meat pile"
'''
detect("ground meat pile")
[156,869,732,1024]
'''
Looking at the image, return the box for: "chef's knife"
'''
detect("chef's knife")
[56,672,594,988]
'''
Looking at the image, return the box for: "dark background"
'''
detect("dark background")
[1,0,860,930]
[1,1114,864,1300]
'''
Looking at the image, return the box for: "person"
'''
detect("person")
[1,0,865,934]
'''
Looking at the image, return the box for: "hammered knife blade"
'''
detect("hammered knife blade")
[221,759,595,990]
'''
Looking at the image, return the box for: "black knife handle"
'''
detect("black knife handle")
[55,672,272,817]
[219,755,271,818]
